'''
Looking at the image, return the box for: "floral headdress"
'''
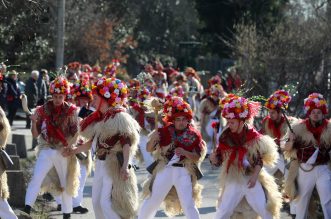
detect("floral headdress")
[128,79,141,89]
[67,61,81,71]
[163,96,193,122]
[72,79,92,100]
[49,76,70,95]
[168,85,185,98]
[219,93,238,109]
[222,96,261,120]
[92,65,102,74]
[79,72,90,81]
[104,59,120,78]
[136,87,151,104]
[265,90,291,110]
[82,64,92,73]
[92,77,128,107]
[304,93,328,115]
[208,75,222,87]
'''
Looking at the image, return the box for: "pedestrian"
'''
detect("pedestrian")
[6,70,21,126]
[0,106,18,219]
[138,96,206,219]
[210,96,282,219]
[283,93,331,219]
[25,70,40,129]
[200,84,227,156]
[24,76,80,219]
[0,63,7,110]
[37,69,49,105]
[68,77,140,219]
[55,79,93,214]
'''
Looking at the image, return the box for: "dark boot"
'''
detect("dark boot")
[57,204,61,211]
[73,205,88,214]
[23,205,31,215]
[63,213,71,219]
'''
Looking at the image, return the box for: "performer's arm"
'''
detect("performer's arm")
[175,147,200,162]
[147,131,159,152]
[247,151,263,188]
[120,143,130,181]
[67,140,92,155]
[30,113,40,138]
[247,165,261,188]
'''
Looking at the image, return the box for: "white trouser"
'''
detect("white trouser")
[0,198,17,219]
[55,164,87,208]
[295,164,331,219]
[214,176,273,219]
[92,159,120,219]
[139,134,154,167]
[138,166,200,219]
[25,148,73,214]
[264,153,286,175]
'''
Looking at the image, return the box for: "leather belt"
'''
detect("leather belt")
[172,163,185,167]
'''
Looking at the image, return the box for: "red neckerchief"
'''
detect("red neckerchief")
[264,116,285,144]
[80,111,103,131]
[80,108,125,131]
[305,119,328,144]
[38,102,76,146]
[132,103,145,128]
[103,108,125,121]
[219,126,261,173]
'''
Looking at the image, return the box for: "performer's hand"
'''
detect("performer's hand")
[247,174,258,188]
[30,113,38,123]
[62,147,74,157]
[209,152,219,166]
[120,167,129,181]
[289,133,296,142]
[175,147,186,157]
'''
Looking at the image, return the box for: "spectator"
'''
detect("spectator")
[6,70,21,126]
[37,69,48,105]
[25,70,40,129]
[0,63,7,110]
[225,66,242,92]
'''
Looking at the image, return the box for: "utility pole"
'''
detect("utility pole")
[55,0,65,69]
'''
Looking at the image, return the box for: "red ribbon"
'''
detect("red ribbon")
[219,143,247,173]
[132,104,145,128]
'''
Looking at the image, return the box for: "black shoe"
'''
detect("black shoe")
[63,213,71,219]
[57,204,61,211]
[23,205,31,215]
[73,206,89,214]
[42,192,54,201]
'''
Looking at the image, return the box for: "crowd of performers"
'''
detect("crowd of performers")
[0,60,330,219]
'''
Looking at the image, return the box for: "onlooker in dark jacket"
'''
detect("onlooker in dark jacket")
[37,69,48,106]
[25,70,39,128]
[0,63,7,110]
[6,70,21,126]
